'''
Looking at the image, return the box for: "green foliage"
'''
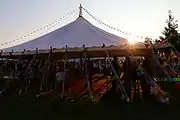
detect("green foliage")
[160,10,180,50]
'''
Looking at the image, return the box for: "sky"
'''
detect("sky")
[0,0,180,48]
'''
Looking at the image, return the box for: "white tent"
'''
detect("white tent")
[3,16,128,52]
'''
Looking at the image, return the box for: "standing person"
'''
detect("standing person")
[126,59,138,103]
[30,59,40,91]
[36,61,65,100]
[111,56,122,96]
[49,62,56,90]
[86,58,94,91]
[135,60,144,100]
[142,58,152,100]
[55,62,65,99]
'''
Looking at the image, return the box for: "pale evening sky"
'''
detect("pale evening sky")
[0,0,180,48]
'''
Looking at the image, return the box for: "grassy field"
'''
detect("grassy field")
[0,83,180,120]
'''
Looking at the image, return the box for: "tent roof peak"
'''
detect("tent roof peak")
[79,4,83,17]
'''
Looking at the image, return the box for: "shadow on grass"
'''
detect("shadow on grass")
[0,87,180,120]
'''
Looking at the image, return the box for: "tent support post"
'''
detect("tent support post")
[26,48,38,93]
[40,47,52,91]
[61,45,68,99]
[0,51,3,83]
[1,51,12,94]
[46,47,52,91]
[83,44,94,103]
[18,48,37,96]
[98,59,101,73]
[80,55,83,73]
[7,50,13,87]
[104,56,109,90]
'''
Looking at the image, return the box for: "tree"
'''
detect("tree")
[160,10,180,50]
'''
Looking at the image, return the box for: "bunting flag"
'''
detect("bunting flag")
[1,8,78,46]
[168,48,177,61]
[82,7,148,41]
[159,40,167,45]
[2,6,156,47]
[162,62,178,78]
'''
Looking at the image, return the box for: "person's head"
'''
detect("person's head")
[56,67,61,72]
[87,56,91,61]
[57,61,64,69]
[113,56,117,61]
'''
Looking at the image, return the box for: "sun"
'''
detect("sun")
[126,35,139,45]
[128,39,136,45]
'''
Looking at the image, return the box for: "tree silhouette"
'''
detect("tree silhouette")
[160,10,180,50]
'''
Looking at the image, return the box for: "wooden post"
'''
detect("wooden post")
[8,50,13,89]
[61,45,68,99]
[80,55,83,72]
[18,49,25,76]
[19,48,39,96]
[83,44,88,86]
[45,47,52,90]
[0,50,3,82]
[0,50,12,95]
[104,55,109,90]
[36,48,38,56]
[40,47,52,91]
[83,44,94,102]
[98,59,101,73]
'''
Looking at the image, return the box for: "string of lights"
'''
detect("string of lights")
[82,7,153,41]
[1,8,78,46]
[1,6,157,47]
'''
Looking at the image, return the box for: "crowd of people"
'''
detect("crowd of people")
[0,48,179,105]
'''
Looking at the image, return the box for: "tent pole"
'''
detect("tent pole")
[79,4,83,17]
[80,55,83,73]
[0,50,3,83]
[18,48,37,96]
[40,47,52,91]
[8,50,13,83]
[102,43,129,101]
[14,49,24,87]
[83,44,94,102]
[25,48,39,94]
[17,49,26,95]
[18,49,25,91]
[98,58,101,73]
[46,47,52,91]
[40,60,47,91]
[104,56,109,90]
[61,45,68,99]
[8,50,13,88]
[2,50,13,95]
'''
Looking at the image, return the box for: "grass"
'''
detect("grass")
[0,83,180,120]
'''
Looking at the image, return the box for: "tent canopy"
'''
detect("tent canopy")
[3,17,128,52]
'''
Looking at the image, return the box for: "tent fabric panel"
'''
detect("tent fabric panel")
[3,17,127,52]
